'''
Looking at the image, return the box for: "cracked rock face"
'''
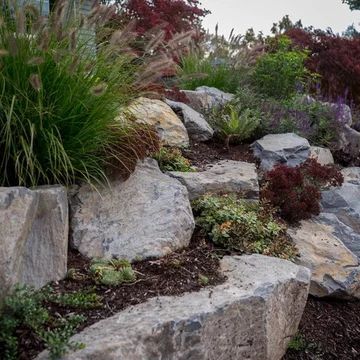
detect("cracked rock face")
[168,160,259,200]
[0,186,68,300]
[288,220,360,299]
[252,133,311,171]
[36,255,310,360]
[70,159,195,261]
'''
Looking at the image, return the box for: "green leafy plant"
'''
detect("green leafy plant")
[178,53,243,93]
[0,285,85,360]
[209,103,260,148]
[287,333,308,351]
[90,259,136,286]
[0,1,159,187]
[192,194,297,260]
[48,290,102,309]
[153,147,194,172]
[198,274,209,286]
[253,36,313,99]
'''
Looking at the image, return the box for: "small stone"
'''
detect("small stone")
[310,146,334,165]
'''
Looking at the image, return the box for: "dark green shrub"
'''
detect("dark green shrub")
[0,1,159,187]
[192,194,297,260]
[253,36,312,99]
[153,147,194,172]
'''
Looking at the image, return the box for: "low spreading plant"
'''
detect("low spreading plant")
[208,103,260,148]
[261,158,344,223]
[192,194,297,260]
[0,1,159,187]
[47,290,102,309]
[90,259,136,286]
[252,36,313,100]
[153,147,194,172]
[0,286,85,360]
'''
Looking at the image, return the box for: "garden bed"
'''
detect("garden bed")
[284,297,360,359]
[14,233,225,359]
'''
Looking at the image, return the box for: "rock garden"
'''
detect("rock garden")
[1,1,360,359]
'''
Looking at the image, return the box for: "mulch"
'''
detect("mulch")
[183,140,258,170]
[284,297,360,360]
[17,233,225,359]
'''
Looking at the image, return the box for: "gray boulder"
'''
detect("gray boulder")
[70,159,195,261]
[169,160,259,200]
[288,219,360,299]
[0,186,68,300]
[310,146,334,165]
[165,99,214,142]
[36,255,310,360]
[342,167,360,185]
[252,133,311,171]
[182,86,234,113]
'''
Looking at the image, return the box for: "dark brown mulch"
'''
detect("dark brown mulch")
[17,234,225,360]
[183,140,258,170]
[284,297,360,360]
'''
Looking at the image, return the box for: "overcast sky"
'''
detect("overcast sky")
[200,0,360,36]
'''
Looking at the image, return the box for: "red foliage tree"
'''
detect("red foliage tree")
[261,158,343,223]
[285,28,360,104]
[115,0,209,40]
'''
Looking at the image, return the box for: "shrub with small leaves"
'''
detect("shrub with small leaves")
[261,158,344,223]
[153,147,194,172]
[192,194,297,260]
[90,259,136,286]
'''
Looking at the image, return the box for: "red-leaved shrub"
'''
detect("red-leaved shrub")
[115,0,209,41]
[285,28,360,105]
[261,158,343,223]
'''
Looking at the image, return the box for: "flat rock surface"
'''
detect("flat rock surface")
[169,160,259,200]
[288,220,360,299]
[128,97,189,147]
[0,186,68,300]
[70,159,195,261]
[252,133,310,171]
[36,255,310,360]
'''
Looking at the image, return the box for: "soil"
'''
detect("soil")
[284,297,360,360]
[183,140,258,170]
[16,233,225,359]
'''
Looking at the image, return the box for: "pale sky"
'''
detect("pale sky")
[201,0,360,36]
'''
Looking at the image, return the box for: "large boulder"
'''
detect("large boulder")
[165,99,214,142]
[128,97,189,147]
[252,133,311,171]
[288,220,360,299]
[70,159,195,261]
[36,255,310,360]
[0,186,68,300]
[310,146,334,165]
[182,86,234,113]
[169,160,259,200]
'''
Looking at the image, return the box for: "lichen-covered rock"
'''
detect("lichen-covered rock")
[288,220,360,299]
[0,186,68,300]
[169,160,259,200]
[310,146,334,165]
[252,133,311,171]
[70,159,195,261]
[36,255,310,360]
[182,86,234,113]
[128,97,189,147]
[165,99,214,142]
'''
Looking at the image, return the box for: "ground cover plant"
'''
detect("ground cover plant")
[261,158,344,223]
[0,0,159,187]
[192,194,297,260]
[153,146,194,172]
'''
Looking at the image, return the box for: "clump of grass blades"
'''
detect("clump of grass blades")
[0,0,159,187]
